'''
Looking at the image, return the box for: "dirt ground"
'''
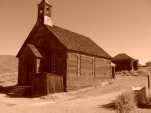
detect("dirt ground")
[0,69,151,113]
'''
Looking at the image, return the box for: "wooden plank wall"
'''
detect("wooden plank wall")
[18,47,36,85]
[31,73,64,96]
[46,73,64,93]
[81,55,93,76]
[95,58,111,78]
[67,53,78,77]
[31,73,47,96]
[66,52,112,91]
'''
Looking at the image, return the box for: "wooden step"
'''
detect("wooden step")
[7,86,31,97]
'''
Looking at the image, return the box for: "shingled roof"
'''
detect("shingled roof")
[17,23,111,59]
[112,53,136,61]
[45,25,111,59]
[27,44,43,58]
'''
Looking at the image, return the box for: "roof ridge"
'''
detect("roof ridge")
[113,53,135,61]
[41,24,111,59]
[53,25,92,40]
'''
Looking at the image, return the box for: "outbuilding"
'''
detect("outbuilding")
[112,53,138,72]
[146,61,151,67]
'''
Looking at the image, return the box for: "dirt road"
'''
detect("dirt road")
[0,90,122,113]
[0,75,149,113]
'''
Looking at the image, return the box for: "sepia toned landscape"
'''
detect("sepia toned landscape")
[0,56,150,113]
[1,0,151,113]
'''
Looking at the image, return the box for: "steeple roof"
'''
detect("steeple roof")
[39,0,51,5]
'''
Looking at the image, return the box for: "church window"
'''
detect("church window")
[40,9,43,14]
[46,7,49,14]
[36,59,41,73]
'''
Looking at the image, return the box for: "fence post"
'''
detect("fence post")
[148,75,150,89]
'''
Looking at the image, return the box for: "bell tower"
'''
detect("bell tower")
[38,0,53,26]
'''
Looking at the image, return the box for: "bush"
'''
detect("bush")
[114,92,136,113]
[137,91,151,108]
[133,88,147,107]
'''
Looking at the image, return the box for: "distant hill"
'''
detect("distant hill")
[0,55,17,74]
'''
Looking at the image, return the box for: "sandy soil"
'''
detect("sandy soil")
[0,73,150,113]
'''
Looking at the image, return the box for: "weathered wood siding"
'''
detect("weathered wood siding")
[18,24,112,93]
[31,73,47,96]
[66,52,112,90]
[47,51,67,91]
[81,55,93,76]
[31,73,64,96]
[29,25,67,75]
[67,53,78,77]
[18,25,67,89]
[18,47,36,86]
[95,58,111,78]
[30,25,65,52]
[46,73,64,93]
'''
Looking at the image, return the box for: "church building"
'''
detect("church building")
[16,0,112,96]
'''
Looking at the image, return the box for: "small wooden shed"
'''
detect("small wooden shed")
[146,61,151,67]
[112,53,138,72]
[16,0,113,96]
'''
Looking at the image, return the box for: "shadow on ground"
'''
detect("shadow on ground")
[98,102,116,110]
[137,103,151,109]
[0,85,16,94]
[0,85,31,98]
[0,85,47,98]
[99,100,151,110]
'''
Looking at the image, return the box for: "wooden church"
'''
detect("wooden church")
[16,0,112,96]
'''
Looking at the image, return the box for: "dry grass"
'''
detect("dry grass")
[0,73,17,86]
[113,92,136,113]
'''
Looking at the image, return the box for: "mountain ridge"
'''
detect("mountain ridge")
[0,55,17,74]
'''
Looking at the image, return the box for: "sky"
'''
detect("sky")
[0,0,151,64]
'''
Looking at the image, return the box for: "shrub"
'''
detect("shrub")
[137,91,151,108]
[114,92,136,113]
